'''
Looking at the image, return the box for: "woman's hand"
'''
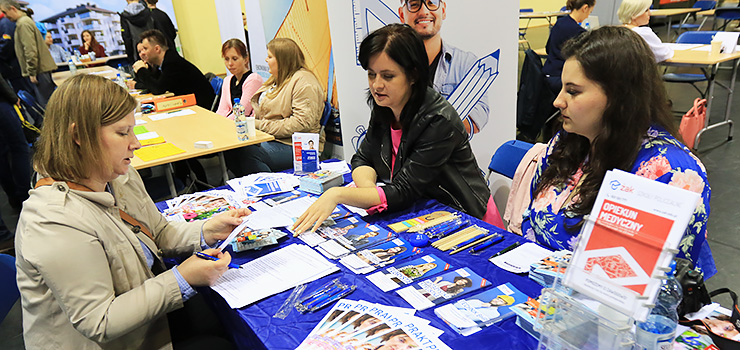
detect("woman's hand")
[202,208,251,245]
[292,188,341,235]
[177,249,231,287]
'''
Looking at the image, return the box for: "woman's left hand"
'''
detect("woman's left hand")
[202,208,251,245]
[292,188,340,236]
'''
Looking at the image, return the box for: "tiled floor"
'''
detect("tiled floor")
[2,26,740,350]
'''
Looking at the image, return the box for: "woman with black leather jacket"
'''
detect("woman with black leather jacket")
[293,24,499,234]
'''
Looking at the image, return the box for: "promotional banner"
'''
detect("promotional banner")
[327,0,517,167]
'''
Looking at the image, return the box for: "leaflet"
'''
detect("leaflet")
[563,169,702,321]
[396,267,491,311]
[339,238,422,274]
[367,254,453,292]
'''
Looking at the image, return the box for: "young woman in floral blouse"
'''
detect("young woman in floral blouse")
[521,26,710,265]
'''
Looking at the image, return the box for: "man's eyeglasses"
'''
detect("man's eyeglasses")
[404,0,442,13]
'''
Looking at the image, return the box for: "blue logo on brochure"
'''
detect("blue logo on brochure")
[610,180,621,190]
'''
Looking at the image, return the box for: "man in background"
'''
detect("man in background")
[120,0,154,64]
[146,0,177,51]
[0,11,30,94]
[45,31,69,64]
[399,0,489,136]
[0,0,56,105]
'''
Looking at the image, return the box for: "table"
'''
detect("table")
[519,11,569,44]
[662,44,738,149]
[51,65,125,85]
[650,8,702,39]
[191,197,543,350]
[132,105,274,197]
[55,54,128,68]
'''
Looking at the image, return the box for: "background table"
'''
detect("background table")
[650,8,702,38]
[182,197,543,350]
[133,105,274,197]
[51,65,125,85]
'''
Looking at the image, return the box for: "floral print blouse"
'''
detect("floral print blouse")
[521,126,711,263]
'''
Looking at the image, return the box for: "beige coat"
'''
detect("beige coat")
[250,69,325,147]
[15,167,202,349]
[14,16,56,77]
[504,143,547,235]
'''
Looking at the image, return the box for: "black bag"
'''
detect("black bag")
[675,257,711,317]
[680,288,740,350]
[14,104,40,144]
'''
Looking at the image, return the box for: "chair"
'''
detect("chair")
[486,140,534,224]
[519,8,534,49]
[206,74,224,113]
[663,31,717,99]
[671,1,716,33]
[714,7,740,31]
[0,254,20,324]
[18,89,44,127]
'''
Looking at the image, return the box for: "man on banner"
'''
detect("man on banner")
[399,0,489,136]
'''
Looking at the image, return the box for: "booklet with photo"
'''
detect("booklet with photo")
[316,220,395,260]
[396,267,491,311]
[563,169,702,321]
[529,250,572,287]
[163,190,239,221]
[366,254,453,292]
[434,282,529,336]
[339,238,422,275]
[511,296,544,339]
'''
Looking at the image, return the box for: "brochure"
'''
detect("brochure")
[339,238,422,275]
[396,267,491,311]
[435,282,529,336]
[563,169,702,321]
[366,254,453,292]
[511,296,544,339]
[529,250,572,287]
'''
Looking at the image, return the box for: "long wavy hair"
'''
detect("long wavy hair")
[533,26,677,230]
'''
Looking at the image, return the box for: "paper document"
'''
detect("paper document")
[134,143,185,161]
[135,131,159,140]
[211,244,339,308]
[148,108,196,121]
[489,242,552,274]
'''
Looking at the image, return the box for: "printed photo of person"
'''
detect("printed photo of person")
[358,246,408,266]
[343,230,381,249]
[398,0,489,136]
[373,329,419,350]
[389,262,438,284]
[332,314,382,341]
[342,323,391,347]
[457,294,515,326]
[417,275,472,302]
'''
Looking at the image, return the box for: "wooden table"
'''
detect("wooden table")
[56,54,128,69]
[519,11,569,43]
[662,44,738,149]
[132,105,274,197]
[650,8,702,38]
[52,65,124,85]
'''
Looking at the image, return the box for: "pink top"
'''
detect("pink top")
[216,73,264,119]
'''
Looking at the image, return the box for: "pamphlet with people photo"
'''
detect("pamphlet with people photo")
[396,267,490,311]
[435,282,529,335]
[366,254,454,292]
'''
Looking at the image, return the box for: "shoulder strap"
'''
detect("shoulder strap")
[34,177,154,241]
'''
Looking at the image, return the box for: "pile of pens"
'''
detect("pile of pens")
[295,279,356,313]
[420,215,470,239]
[431,226,504,255]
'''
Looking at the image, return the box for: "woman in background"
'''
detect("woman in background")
[521,26,709,265]
[619,0,673,62]
[78,29,106,58]
[216,38,263,119]
[292,24,499,235]
[542,0,595,93]
[224,37,324,176]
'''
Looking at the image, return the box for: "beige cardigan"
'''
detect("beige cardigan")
[504,143,547,235]
[15,167,202,349]
[250,69,325,147]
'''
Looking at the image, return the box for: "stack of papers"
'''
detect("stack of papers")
[319,160,351,174]
[211,244,339,308]
[339,238,421,274]
[163,189,242,222]
[297,299,450,350]
[489,242,552,274]
[227,172,300,198]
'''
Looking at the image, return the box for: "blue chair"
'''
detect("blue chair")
[714,7,740,31]
[487,140,535,180]
[519,8,534,49]
[663,31,717,99]
[0,254,19,324]
[209,75,223,95]
[18,89,44,127]
[671,1,716,32]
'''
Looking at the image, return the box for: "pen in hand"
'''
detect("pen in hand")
[194,251,241,269]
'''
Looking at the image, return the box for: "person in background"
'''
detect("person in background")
[127,40,159,90]
[78,29,106,58]
[241,12,250,54]
[15,74,247,349]
[398,0,489,136]
[521,27,709,265]
[44,31,69,64]
[216,38,262,119]
[133,29,214,109]
[618,0,673,62]
[145,0,177,51]
[0,0,56,106]
[120,0,154,64]
[292,24,500,235]
[0,11,32,94]
[542,0,595,93]
[224,37,324,176]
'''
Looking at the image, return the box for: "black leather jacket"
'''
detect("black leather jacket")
[351,87,490,218]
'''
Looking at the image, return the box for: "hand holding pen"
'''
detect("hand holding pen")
[178,249,234,287]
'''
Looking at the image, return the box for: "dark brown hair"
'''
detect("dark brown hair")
[140,29,168,49]
[566,0,596,11]
[221,38,248,59]
[81,30,101,50]
[534,26,677,230]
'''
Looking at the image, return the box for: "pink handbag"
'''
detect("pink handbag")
[679,98,706,149]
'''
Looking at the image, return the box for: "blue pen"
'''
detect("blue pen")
[309,286,356,312]
[304,285,342,309]
[194,251,241,269]
[298,279,337,305]
[451,233,487,250]
[469,234,504,254]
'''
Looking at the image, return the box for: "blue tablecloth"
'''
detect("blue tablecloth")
[163,194,544,350]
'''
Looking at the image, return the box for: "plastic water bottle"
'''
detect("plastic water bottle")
[68,59,77,75]
[115,73,127,90]
[234,98,248,141]
[635,261,682,350]
[583,18,591,30]
[117,64,126,76]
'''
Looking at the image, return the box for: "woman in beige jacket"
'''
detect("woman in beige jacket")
[225,37,324,177]
[15,75,250,349]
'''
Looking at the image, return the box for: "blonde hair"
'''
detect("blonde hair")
[263,38,315,98]
[618,0,651,24]
[34,74,137,182]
